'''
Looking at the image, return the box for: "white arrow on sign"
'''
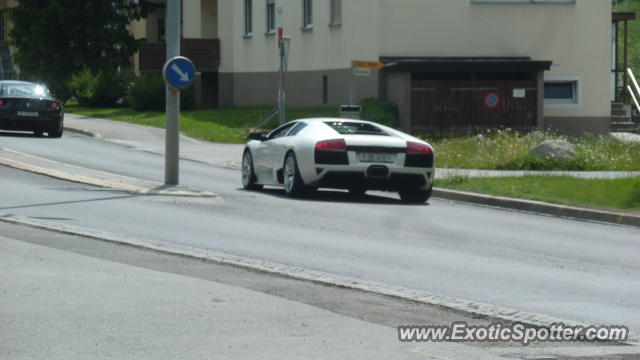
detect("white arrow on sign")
[171,64,190,82]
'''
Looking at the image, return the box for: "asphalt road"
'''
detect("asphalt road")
[1,131,639,333]
[1,227,434,360]
[11,221,634,360]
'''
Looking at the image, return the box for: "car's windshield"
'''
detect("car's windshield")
[0,84,52,99]
[324,121,389,136]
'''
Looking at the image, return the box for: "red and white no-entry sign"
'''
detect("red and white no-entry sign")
[484,92,501,109]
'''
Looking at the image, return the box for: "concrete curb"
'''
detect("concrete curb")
[1,214,636,346]
[433,188,640,228]
[64,124,99,138]
[436,168,640,180]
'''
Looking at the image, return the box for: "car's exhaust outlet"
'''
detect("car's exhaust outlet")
[367,165,389,179]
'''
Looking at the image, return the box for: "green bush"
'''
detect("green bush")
[127,75,164,111]
[68,68,128,107]
[181,85,196,110]
[127,74,195,111]
[360,98,399,128]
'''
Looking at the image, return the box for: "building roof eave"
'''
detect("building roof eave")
[379,57,553,72]
[613,12,636,23]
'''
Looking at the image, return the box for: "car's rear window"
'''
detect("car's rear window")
[0,84,52,99]
[324,121,388,136]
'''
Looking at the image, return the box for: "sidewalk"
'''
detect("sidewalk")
[0,234,506,360]
[64,114,640,180]
[65,113,245,170]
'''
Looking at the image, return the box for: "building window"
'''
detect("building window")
[157,19,165,42]
[330,0,341,26]
[244,0,253,37]
[544,80,579,106]
[302,0,313,29]
[266,0,276,34]
[322,75,328,105]
[0,10,5,41]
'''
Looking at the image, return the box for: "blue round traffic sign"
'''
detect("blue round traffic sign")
[163,56,196,89]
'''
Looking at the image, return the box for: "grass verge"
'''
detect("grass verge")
[67,105,640,171]
[437,176,640,212]
[66,105,339,144]
[428,130,640,171]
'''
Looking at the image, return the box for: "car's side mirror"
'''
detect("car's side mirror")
[248,132,267,141]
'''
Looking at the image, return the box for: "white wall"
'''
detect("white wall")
[202,0,218,38]
[218,0,381,73]
[377,0,611,118]
[219,0,612,119]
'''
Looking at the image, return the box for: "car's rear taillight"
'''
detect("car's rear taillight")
[50,101,60,110]
[0,99,6,107]
[405,141,434,168]
[315,139,347,152]
[407,141,432,155]
[315,139,348,165]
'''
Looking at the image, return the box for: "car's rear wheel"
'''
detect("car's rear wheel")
[48,124,63,138]
[399,184,432,204]
[242,151,263,190]
[283,152,307,197]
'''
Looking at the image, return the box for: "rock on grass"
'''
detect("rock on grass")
[529,140,576,161]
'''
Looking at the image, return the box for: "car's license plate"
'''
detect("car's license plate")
[358,152,395,163]
[17,111,38,117]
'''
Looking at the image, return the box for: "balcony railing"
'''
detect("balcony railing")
[139,38,220,73]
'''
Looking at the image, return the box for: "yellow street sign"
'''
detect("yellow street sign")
[354,60,385,70]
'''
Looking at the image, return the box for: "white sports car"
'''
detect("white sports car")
[241,118,435,203]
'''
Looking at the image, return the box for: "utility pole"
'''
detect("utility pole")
[349,60,356,105]
[165,0,180,185]
[277,6,286,125]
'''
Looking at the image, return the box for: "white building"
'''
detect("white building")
[134,0,618,135]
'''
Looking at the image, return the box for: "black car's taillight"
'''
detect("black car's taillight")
[0,99,6,107]
[50,101,60,110]
[315,139,349,165]
[404,141,434,168]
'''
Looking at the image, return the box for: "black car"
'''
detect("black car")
[0,81,64,138]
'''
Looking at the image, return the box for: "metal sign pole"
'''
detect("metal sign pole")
[277,6,286,126]
[349,60,356,105]
[278,37,286,126]
[165,0,180,185]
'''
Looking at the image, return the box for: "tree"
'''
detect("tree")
[7,0,156,100]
